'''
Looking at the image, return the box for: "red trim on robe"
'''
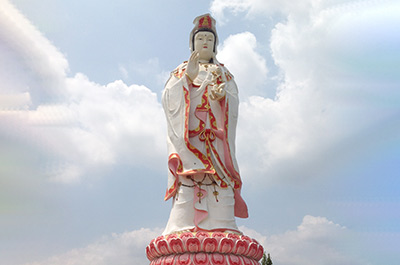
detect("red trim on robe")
[164,68,248,218]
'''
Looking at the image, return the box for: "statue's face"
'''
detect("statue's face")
[194,31,215,62]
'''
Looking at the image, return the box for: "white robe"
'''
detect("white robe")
[161,61,248,235]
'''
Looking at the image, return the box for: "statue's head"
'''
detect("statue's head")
[190,14,219,62]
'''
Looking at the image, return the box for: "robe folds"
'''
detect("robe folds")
[161,61,248,234]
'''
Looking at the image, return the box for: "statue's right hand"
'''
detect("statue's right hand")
[186,51,199,82]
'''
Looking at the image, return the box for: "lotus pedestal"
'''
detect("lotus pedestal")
[146,231,264,265]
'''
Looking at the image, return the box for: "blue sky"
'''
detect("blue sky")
[1,0,399,264]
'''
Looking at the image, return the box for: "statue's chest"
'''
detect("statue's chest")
[192,64,221,86]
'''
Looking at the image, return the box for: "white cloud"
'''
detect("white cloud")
[65,74,166,171]
[241,215,364,265]
[217,32,268,99]
[210,0,320,23]
[0,73,166,184]
[24,228,163,265]
[211,0,400,184]
[2,0,400,189]
[210,0,355,22]
[25,217,362,265]
[0,92,31,110]
[0,0,166,184]
[0,0,68,105]
[210,0,251,23]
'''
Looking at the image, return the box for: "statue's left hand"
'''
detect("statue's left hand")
[210,83,226,101]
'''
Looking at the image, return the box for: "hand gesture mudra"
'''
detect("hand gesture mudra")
[210,83,226,101]
[186,51,199,83]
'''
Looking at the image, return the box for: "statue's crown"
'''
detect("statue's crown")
[192,14,216,32]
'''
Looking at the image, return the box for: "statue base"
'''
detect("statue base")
[146,231,264,265]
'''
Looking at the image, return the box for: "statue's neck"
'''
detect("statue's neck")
[199,58,213,64]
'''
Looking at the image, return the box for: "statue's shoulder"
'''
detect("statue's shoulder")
[216,62,234,81]
[171,61,188,79]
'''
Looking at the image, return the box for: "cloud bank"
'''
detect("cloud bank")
[211,0,400,184]
[242,215,364,265]
[24,228,163,265]
[25,216,363,265]
[217,31,268,99]
[3,0,399,186]
[1,1,398,264]
[0,0,166,184]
